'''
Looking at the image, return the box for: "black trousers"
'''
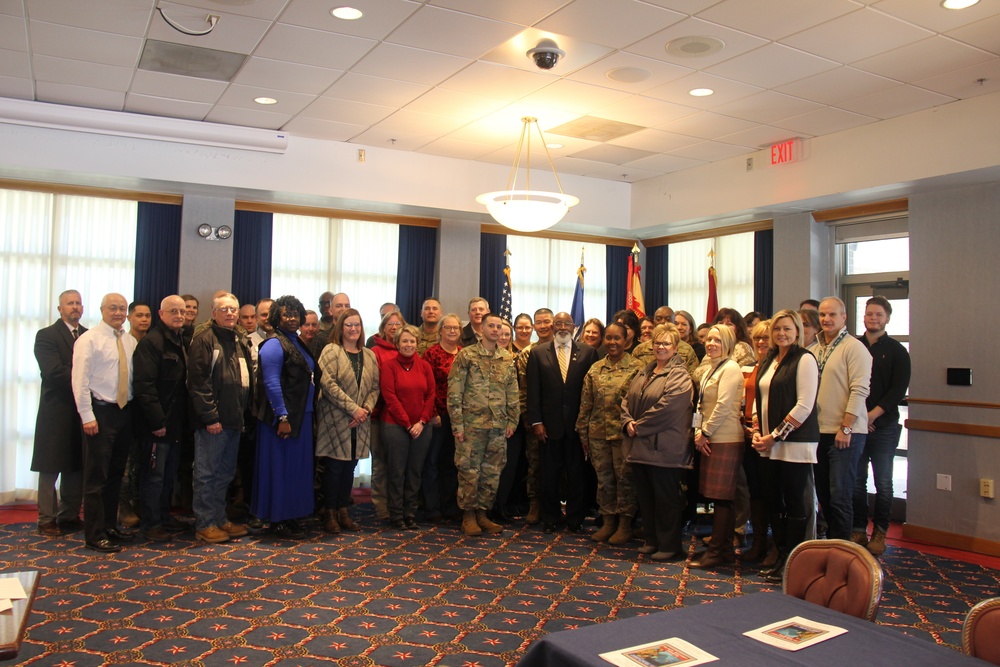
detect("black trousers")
[82,402,134,543]
[539,431,587,525]
[632,464,686,554]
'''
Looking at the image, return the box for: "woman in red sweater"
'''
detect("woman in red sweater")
[380,324,436,530]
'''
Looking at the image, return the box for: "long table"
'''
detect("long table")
[0,570,39,661]
[516,591,989,667]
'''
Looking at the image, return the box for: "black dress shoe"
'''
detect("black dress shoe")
[106,528,135,542]
[86,539,122,553]
[391,518,407,530]
[404,517,419,530]
[271,521,306,539]
[38,521,64,536]
[567,521,582,533]
[161,517,188,533]
[543,522,557,534]
[58,518,84,532]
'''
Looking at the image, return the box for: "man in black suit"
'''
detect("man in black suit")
[526,311,598,532]
[31,289,86,536]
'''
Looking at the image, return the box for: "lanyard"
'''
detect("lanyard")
[816,328,848,376]
[697,357,727,411]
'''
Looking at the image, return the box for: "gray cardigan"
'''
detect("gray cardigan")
[315,344,380,461]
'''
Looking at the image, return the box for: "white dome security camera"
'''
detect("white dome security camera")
[526,39,566,70]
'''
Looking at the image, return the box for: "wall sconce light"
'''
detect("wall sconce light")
[197,223,232,241]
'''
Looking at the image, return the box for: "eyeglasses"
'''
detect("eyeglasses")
[104,305,128,313]
[319,300,331,306]
[652,340,674,348]
[164,309,185,316]
[216,306,238,314]
[343,322,362,329]
[441,325,460,332]
[753,336,770,343]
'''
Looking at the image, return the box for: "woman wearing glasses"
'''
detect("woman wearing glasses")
[315,309,379,534]
[420,314,464,522]
[368,310,404,520]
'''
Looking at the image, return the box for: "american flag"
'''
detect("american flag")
[500,264,512,322]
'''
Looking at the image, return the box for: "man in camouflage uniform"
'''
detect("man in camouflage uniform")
[416,298,443,355]
[576,322,640,544]
[515,308,554,524]
[448,312,519,536]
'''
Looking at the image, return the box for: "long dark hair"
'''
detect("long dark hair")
[331,308,364,348]
[714,307,751,345]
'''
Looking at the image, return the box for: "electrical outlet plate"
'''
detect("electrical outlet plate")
[981,479,995,499]
[937,473,952,491]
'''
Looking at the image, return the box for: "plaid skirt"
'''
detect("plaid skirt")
[698,440,744,500]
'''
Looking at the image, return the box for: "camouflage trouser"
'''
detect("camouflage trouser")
[590,438,636,517]
[525,429,539,499]
[455,427,507,511]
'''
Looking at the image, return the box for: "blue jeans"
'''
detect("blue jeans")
[193,428,241,531]
[853,422,901,534]
[815,433,866,540]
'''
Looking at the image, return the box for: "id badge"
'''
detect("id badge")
[692,412,703,429]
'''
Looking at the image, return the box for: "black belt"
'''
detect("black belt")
[92,397,130,408]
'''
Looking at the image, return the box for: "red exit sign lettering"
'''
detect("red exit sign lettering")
[770,138,801,165]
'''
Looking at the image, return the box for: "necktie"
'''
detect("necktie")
[558,344,569,382]
[71,329,79,344]
[115,329,129,408]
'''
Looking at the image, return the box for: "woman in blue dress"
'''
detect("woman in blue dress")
[253,295,318,539]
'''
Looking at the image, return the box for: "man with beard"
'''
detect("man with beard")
[416,298,443,355]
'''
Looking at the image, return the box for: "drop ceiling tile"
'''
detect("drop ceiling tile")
[279,0,420,39]
[622,152,706,173]
[370,108,467,136]
[709,90,823,124]
[720,124,808,148]
[32,54,132,91]
[281,116,368,143]
[131,69,227,103]
[204,105,292,130]
[571,144,656,165]
[852,36,995,83]
[168,0,287,21]
[35,80,125,110]
[322,72,430,107]
[0,74,32,99]
[233,58,343,96]
[417,137,497,160]
[537,0,686,49]
[658,111,757,140]
[352,43,469,86]
[707,43,839,89]
[1,1,25,17]
[29,21,142,67]
[0,47,30,78]
[479,27,614,75]
[593,94,698,126]
[773,106,876,136]
[447,103,578,145]
[567,51,692,94]
[583,163,663,182]
[608,127,701,152]
[643,72,762,108]
[947,14,1000,55]
[149,3,270,54]
[350,127,435,151]
[641,0,725,12]
[25,0,152,36]
[216,84,317,115]
[626,17,768,69]
[255,23,375,70]
[404,88,507,121]
[1,13,25,51]
[914,57,1000,98]
[871,0,1000,33]
[298,97,395,125]
[697,0,860,41]
[386,5,521,59]
[781,8,932,64]
[124,93,211,120]
[667,140,751,162]
[775,66,899,105]
[430,0,567,26]
[518,80,632,115]
[441,61,555,99]
[552,155,629,177]
[837,84,955,119]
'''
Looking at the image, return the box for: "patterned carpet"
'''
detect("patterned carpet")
[3,505,997,666]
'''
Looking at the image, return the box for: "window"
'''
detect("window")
[845,237,909,275]
[505,235,607,324]
[0,189,137,501]
[270,213,399,334]
[668,232,755,322]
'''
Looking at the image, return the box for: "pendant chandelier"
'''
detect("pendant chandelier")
[476,117,579,233]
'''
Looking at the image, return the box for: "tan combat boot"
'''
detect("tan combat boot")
[608,515,633,545]
[592,515,617,542]
[476,510,503,534]
[526,498,541,525]
[462,511,482,536]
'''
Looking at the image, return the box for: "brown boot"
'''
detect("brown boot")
[867,529,887,556]
[690,502,736,569]
[526,499,541,525]
[322,509,341,535]
[337,507,361,531]
[592,515,617,542]
[608,515,633,545]
[462,510,482,536]
[476,510,503,534]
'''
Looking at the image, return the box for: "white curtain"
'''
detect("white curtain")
[270,213,400,481]
[0,189,137,502]
[668,232,755,324]
[506,235,608,324]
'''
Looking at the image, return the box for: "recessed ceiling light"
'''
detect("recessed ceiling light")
[331,6,363,20]
[689,88,714,97]
[546,142,564,149]
[941,0,979,8]
[254,97,278,105]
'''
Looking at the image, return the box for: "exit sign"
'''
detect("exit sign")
[770,138,801,165]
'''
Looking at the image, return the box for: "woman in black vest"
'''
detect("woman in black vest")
[254,295,318,539]
[751,309,819,583]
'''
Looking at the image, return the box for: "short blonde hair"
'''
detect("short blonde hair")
[394,324,421,347]
[651,323,680,347]
[708,325,736,358]
[771,309,804,347]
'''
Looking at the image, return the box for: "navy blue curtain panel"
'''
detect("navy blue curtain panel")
[479,232,507,316]
[605,245,630,324]
[645,244,669,314]
[754,229,774,317]
[134,201,182,313]
[231,210,273,309]
[395,225,438,325]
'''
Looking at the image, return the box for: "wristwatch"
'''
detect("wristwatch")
[278,415,289,424]
[840,425,852,435]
